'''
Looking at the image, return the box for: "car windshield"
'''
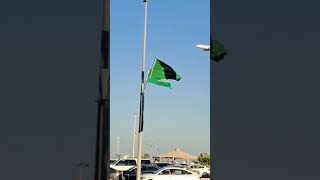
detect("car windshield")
[141,160,151,164]
[116,160,127,166]
[156,163,170,167]
[153,167,177,175]
[153,168,164,174]
[145,166,159,172]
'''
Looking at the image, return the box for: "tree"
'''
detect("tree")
[198,153,210,166]
[143,153,150,159]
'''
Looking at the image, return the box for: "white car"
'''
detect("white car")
[188,164,210,178]
[110,158,151,171]
[141,166,201,180]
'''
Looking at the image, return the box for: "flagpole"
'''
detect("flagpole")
[136,0,148,180]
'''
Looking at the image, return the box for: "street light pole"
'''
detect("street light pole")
[131,113,138,158]
[117,136,120,159]
[136,1,148,180]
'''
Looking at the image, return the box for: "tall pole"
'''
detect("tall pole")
[117,136,120,159]
[136,1,148,180]
[210,0,215,179]
[94,0,109,179]
[131,113,138,158]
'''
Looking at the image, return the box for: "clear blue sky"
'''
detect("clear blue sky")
[110,0,210,157]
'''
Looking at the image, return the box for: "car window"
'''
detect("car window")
[171,169,183,175]
[116,160,126,166]
[141,160,151,164]
[130,169,137,174]
[162,163,170,167]
[127,160,136,165]
[159,169,171,175]
[145,167,158,171]
[110,160,116,164]
[182,170,192,175]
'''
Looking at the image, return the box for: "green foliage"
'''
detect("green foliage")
[143,153,150,159]
[198,153,210,166]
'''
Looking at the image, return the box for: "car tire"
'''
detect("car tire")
[202,172,209,178]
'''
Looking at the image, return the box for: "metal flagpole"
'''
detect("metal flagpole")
[136,0,148,180]
[131,113,138,157]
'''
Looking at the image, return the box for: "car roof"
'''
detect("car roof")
[156,162,170,164]
[166,164,185,168]
[142,167,194,177]
[131,164,159,169]
[115,158,150,161]
[124,165,160,172]
[190,164,205,167]
[158,166,192,172]
[114,158,149,161]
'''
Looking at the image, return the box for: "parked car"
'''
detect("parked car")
[188,164,210,178]
[123,164,160,180]
[141,166,201,180]
[110,158,151,171]
[166,164,201,176]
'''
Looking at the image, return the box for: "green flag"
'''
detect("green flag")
[210,36,227,62]
[147,58,181,88]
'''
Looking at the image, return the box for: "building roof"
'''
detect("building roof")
[159,148,197,160]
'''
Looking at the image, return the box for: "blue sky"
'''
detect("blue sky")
[110,0,210,157]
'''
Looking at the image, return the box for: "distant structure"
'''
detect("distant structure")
[130,113,138,158]
[159,148,197,163]
[116,136,120,159]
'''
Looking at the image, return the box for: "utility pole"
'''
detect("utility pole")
[117,136,120,159]
[131,113,138,158]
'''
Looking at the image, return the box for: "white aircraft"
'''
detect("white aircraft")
[196,44,210,51]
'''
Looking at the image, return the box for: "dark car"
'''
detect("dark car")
[154,162,171,168]
[122,165,160,180]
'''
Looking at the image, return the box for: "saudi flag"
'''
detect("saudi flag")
[211,36,227,62]
[147,58,181,88]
